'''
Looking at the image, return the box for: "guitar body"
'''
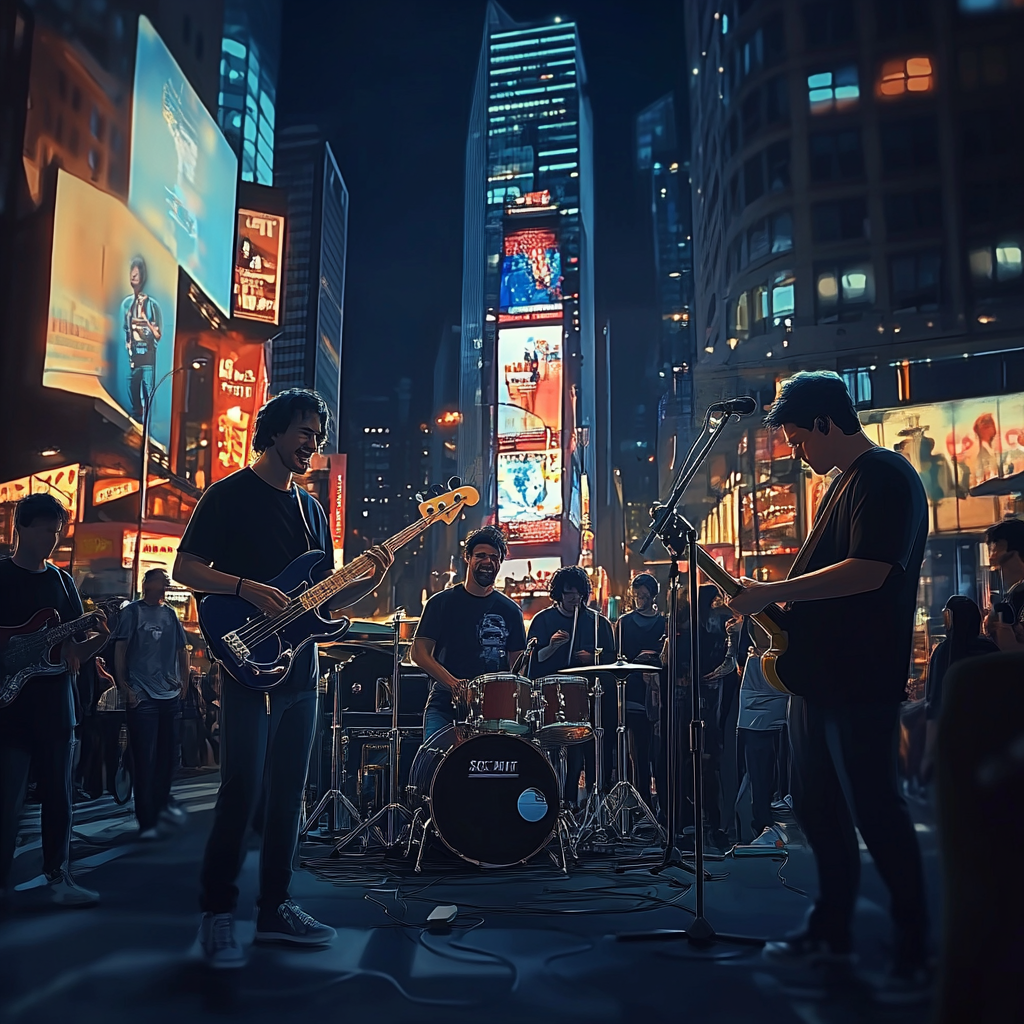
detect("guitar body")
[199,550,351,692]
[0,608,68,709]
[752,604,826,698]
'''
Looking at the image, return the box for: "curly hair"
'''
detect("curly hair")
[252,389,330,455]
[464,525,508,562]
[550,565,591,603]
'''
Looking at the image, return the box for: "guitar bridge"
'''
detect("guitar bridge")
[222,632,251,665]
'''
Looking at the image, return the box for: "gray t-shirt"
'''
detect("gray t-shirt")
[115,601,187,700]
[737,650,789,732]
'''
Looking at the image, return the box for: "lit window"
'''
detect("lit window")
[842,368,873,406]
[969,247,993,280]
[996,244,1023,281]
[808,67,859,114]
[815,261,875,321]
[734,292,749,334]
[771,270,795,323]
[877,57,934,98]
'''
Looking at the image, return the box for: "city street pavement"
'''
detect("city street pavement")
[1,772,941,1024]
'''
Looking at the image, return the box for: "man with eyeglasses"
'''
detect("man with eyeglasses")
[411,526,526,744]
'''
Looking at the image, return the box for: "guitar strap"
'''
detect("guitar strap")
[786,463,862,581]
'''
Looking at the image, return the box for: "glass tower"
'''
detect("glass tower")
[218,0,282,185]
[461,2,595,564]
[274,125,348,451]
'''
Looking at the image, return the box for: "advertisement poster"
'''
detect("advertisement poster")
[46,171,178,448]
[129,16,237,315]
[328,454,347,569]
[210,338,269,483]
[0,465,80,535]
[234,209,284,324]
[500,228,563,314]
[497,325,563,450]
[497,450,562,544]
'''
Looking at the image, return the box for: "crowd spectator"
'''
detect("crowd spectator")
[113,568,188,839]
[984,518,1024,651]
[94,657,129,794]
[180,669,207,768]
[202,663,222,764]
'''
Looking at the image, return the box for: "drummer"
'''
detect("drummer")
[527,566,616,801]
[411,526,526,745]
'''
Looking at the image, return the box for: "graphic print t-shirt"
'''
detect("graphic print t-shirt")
[416,585,527,712]
[114,601,187,700]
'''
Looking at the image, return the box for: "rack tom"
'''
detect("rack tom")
[535,675,592,746]
[464,673,532,735]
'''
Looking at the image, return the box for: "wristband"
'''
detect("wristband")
[235,577,245,597]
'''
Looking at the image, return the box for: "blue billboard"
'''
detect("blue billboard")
[129,16,237,315]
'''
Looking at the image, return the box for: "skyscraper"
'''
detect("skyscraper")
[461,2,595,568]
[273,124,348,450]
[218,0,281,184]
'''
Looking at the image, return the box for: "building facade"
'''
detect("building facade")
[685,0,1024,691]
[274,124,348,450]
[460,2,596,572]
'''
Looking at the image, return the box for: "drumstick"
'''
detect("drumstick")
[567,601,579,668]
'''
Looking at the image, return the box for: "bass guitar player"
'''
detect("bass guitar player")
[725,371,930,1000]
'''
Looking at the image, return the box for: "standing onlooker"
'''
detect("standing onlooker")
[984,518,1024,651]
[113,568,188,839]
[920,596,998,782]
[180,669,207,768]
[202,663,221,765]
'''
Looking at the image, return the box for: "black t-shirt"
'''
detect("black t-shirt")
[416,584,527,711]
[526,604,616,679]
[0,558,83,741]
[179,467,330,690]
[1003,581,1024,625]
[795,447,929,704]
[616,610,665,706]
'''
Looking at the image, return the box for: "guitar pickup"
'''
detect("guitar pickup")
[222,632,251,665]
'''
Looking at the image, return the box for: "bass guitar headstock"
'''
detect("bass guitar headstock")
[417,477,480,525]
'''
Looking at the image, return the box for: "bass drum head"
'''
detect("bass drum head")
[429,732,559,868]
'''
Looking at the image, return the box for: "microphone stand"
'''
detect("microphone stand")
[619,408,765,949]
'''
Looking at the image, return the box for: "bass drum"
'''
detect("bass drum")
[407,725,559,868]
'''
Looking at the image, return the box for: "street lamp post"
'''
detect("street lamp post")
[131,360,205,598]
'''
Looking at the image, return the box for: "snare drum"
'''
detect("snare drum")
[464,673,532,735]
[535,675,593,746]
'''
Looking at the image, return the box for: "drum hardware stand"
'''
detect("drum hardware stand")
[333,613,413,854]
[301,663,362,839]
[619,402,765,949]
[568,663,610,858]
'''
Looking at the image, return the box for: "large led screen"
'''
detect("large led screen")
[129,16,237,315]
[500,228,563,314]
[234,209,284,324]
[497,325,563,450]
[497,450,562,545]
[45,171,178,449]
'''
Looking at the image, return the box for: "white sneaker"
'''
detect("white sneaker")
[138,827,162,841]
[198,913,247,969]
[735,824,789,856]
[46,868,99,908]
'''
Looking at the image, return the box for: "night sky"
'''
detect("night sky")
[277,0,686,429]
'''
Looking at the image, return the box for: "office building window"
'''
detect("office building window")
[969,241,1024,293]
[803,1,856,47]
[965,180,1024,226]
[744,153,765,204]
[812,196,868,242]
[879,117,938,174]
[963,107,1024,163]
[747,210,794,264]
[884,189,942,235]
[808,66,860,114]
[765,75,789,125]
[734,292,750,335]
[809,129,863,181]
[771,211,794,253]
[877,56,935,97]
[959,45,1008,90]
[816,260,875,320]
[771,269,796,323]
[841,367,873,406]
[890,250,942,311]
[766,140,790,190]
[752,283,769,328]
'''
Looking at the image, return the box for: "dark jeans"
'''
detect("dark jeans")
[127,697,180,830]
[739,728,779,836]
[97,711,128,793]
[200,676,317,914]
[789,696,928,959]
[129,362,154,421]
[0,731,74,887]
[627,710,656,808]
[567,683,616,798]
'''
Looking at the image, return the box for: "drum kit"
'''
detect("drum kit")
[302,613,666,874]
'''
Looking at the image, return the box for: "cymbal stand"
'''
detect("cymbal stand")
[301,662,362,838]
[332,614,413,854]
[569,662,609,857]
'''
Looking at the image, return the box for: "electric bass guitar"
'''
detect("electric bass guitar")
[0,609,105,708]
[199,482,479,692]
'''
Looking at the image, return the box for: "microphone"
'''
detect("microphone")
[709,396,758,416]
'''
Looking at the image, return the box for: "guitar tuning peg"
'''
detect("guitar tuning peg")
[415,492,425,503]
[429,484,445,497]
[447,476,462,489]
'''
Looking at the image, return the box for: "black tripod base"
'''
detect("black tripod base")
[616,920,765,948]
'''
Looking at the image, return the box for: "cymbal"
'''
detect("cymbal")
[556,659,664,675]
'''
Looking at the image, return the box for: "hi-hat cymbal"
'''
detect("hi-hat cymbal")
[556,660,663,675]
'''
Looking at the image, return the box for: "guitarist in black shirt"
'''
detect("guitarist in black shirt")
[727,372,930,1001]
[174,389,392,968]
[0,494,109,911]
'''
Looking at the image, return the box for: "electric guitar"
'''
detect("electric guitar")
[0,609,105,708]
[199,483,479,691]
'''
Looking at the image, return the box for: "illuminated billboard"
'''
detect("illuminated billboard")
[46,171,178,449]
[210,338,270,483]
[497,325,563,451]
[497,450,562,544]
[234,209,284,324]
[500,228,563,314]
[129,16,237,315]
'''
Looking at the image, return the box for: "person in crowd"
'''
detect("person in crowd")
[984,518,1024,651]
[0,494,109,910]
[734,624,791,851]
[615,573,665,811]
[94,656,129,793]
[921,596,998,782]
[203,664,221,765]
[112,568,189,840]
[180,668,207,768]
[696,585,729,849]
